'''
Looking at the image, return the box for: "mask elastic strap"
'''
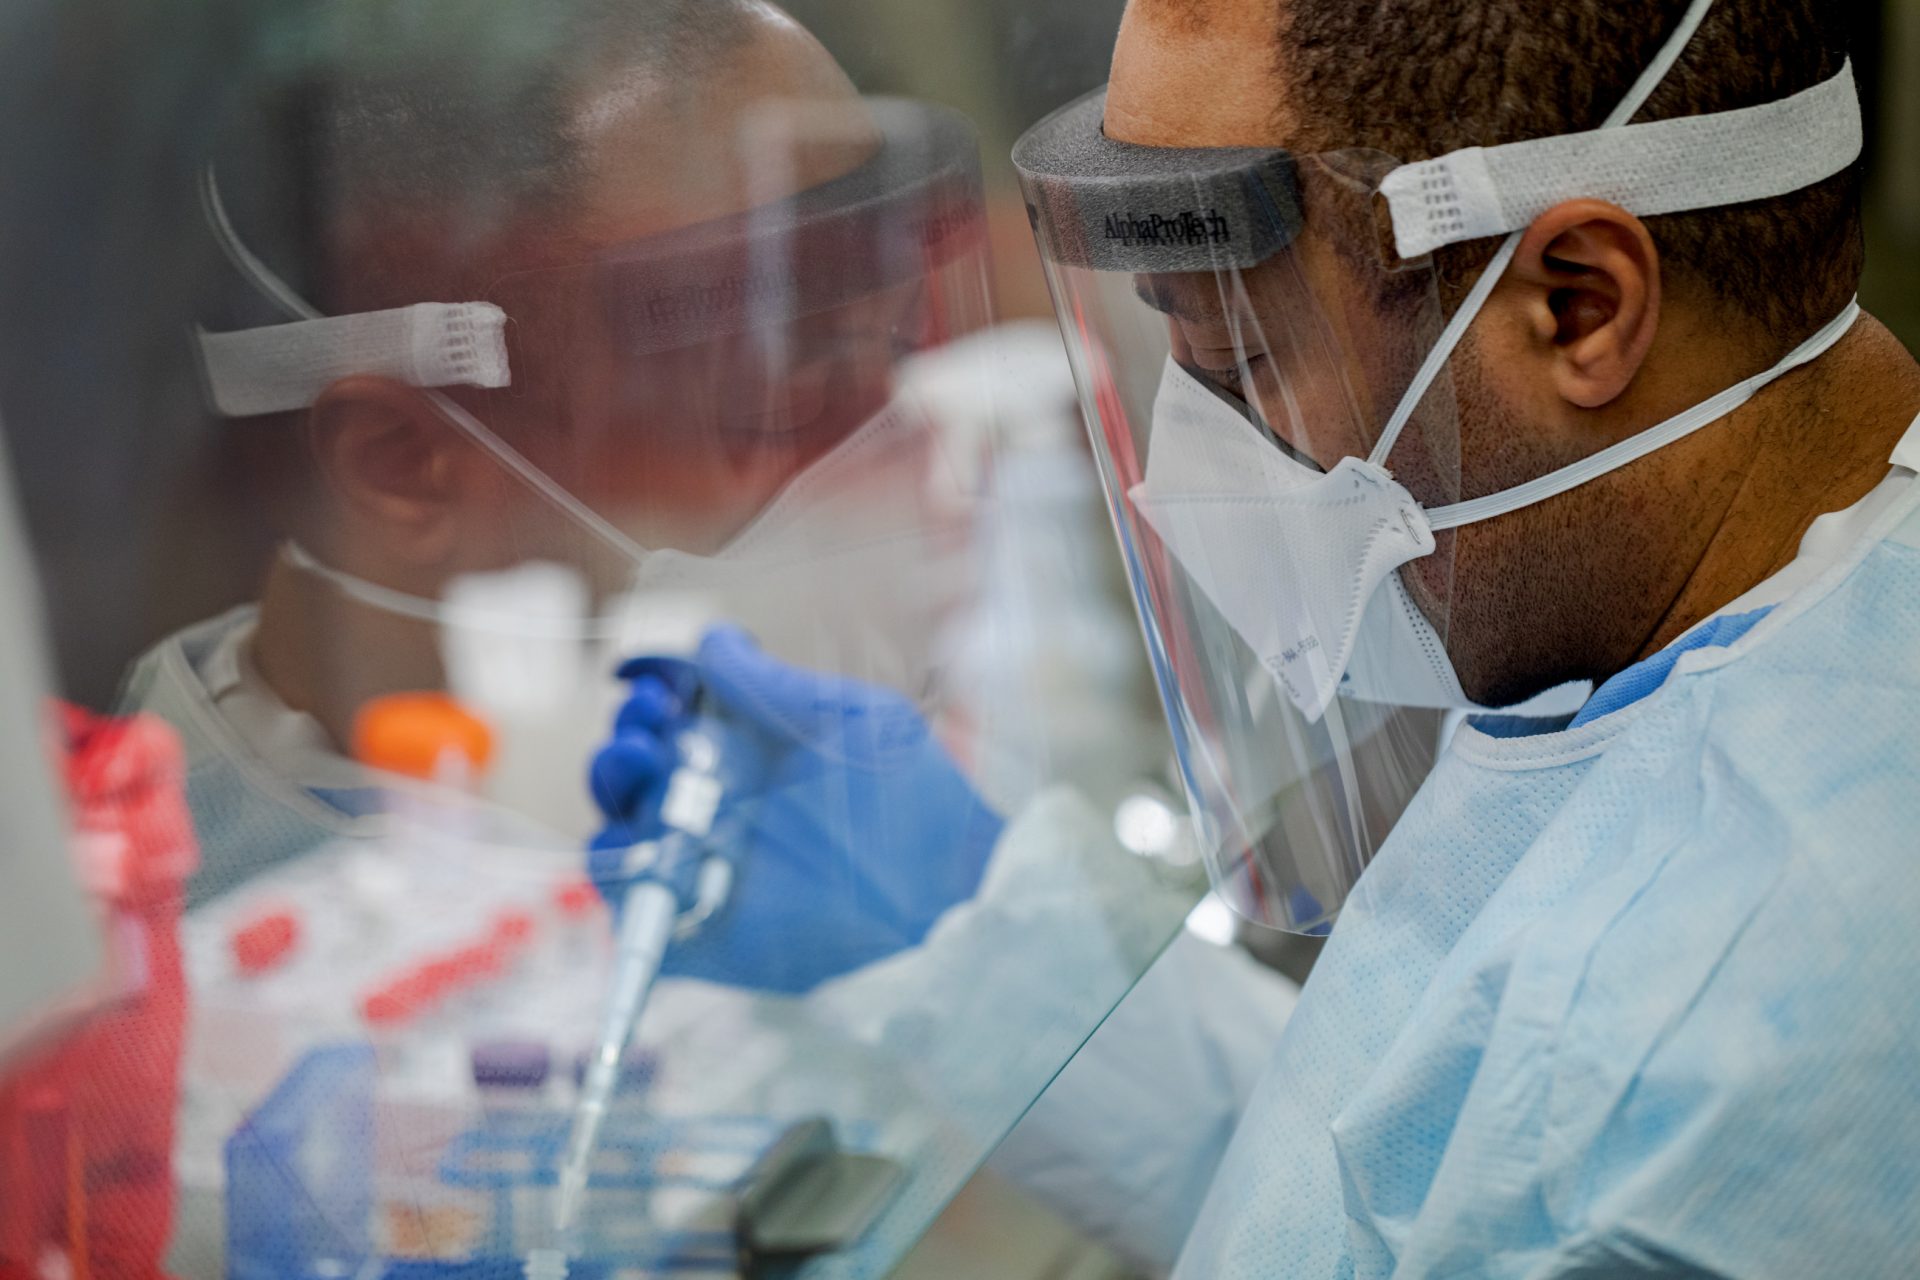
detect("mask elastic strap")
[1366,0,1723,471]
[1366,231,1523,472]
[281,543,631,640]
[200,169,656,569]
[1424,297,1860,532]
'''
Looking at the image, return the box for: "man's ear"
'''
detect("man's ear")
[1505,199,1661,410]
[306,376,465,566]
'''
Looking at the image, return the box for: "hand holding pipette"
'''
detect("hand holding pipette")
[554,654,757,1244]
[555,626,1000,1258]
[585,626,1001,993]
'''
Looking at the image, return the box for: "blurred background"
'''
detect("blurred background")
[0,1,1913,1277]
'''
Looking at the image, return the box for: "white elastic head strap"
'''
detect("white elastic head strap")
[279,542,631,639]
[1366,0,1862,471]
[196,169,653,567]
[195,170,511,416]
[199,303,510,417]
[1379,60,1861,261]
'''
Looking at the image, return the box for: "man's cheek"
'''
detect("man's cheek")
[1251,362,1377,467]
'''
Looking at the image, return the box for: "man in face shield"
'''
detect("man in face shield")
[122,0,986,897]
[1013,0,1920,1274]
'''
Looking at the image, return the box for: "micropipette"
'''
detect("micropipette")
[550,658,746,1252]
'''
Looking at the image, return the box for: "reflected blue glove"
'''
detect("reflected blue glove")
[588,625,1002,995]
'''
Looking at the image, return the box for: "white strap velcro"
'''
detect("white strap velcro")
[197,301,511,417]
[1381,60,1861,259]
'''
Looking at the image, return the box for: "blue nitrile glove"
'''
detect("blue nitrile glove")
[587,625,1003,995]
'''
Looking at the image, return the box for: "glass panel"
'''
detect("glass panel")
[0,3,1196,1276]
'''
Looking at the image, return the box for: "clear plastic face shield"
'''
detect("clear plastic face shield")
[195,93,996,840]
[1014,114,1460,933]
[1015,0,1864,932]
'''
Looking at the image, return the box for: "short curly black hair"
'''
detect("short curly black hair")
[1278,0,1863,346]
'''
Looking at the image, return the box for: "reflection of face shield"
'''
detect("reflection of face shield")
[191,97,995,838]
[469,99,991,565]
[624,387,979,703]
[1013,1,1863,930]
[203,96,987,562]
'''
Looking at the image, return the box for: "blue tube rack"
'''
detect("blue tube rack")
[225,1044,774,1278]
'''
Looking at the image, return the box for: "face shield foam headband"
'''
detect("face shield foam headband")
[1015,0,1863,721]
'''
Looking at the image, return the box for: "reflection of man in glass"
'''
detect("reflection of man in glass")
[124,0,979,895]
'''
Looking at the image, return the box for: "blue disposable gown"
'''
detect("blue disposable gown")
[1175,477,1920,1278]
